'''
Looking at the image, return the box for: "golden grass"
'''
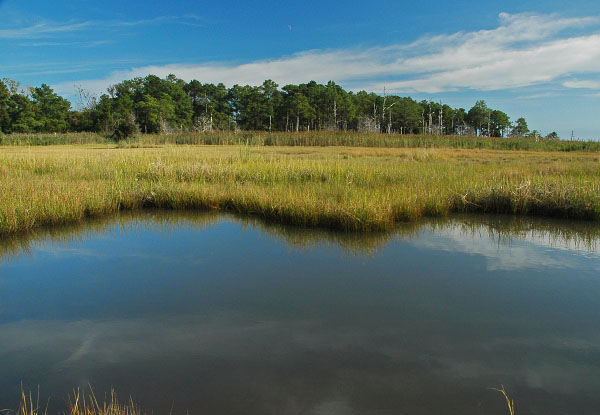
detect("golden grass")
[0,144,599,235]
[491,385,515,415]
[13,386,138,415]
[67,388,139,415]
[16,387,47,415]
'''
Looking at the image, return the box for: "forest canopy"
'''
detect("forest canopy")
[0,75,547,139]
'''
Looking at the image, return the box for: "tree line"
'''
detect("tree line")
[0,75,551,139]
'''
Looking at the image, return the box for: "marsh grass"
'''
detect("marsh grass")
[11,387,138,415]
[66,388,139,415]
[0,144,599,235]
[490,385,515,415]
[0,133,105,146]
[1,131,600,152]
[16,387,47,415]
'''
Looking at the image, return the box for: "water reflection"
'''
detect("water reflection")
[2,211,600,262]
[1,212,599,415]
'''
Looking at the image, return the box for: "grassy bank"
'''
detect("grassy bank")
[1,131,599,152]
[0,144,599,235]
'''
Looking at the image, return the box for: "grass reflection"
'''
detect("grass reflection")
[1,211,599,265]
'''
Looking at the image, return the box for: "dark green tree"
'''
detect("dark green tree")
[393,97,422,134]
[0,80,10,133]
[511,117,529,137]
[466,100,489,136]
[490,110,510,137]
[8,94,41,133]
[261,79,280,132]
[31,84,71,132]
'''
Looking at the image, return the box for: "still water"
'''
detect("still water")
[1,212,599,415]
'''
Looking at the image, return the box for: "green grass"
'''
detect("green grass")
[1,142,599,236]
[1,131,599,152]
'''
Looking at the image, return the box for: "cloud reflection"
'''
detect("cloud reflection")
[1,313,599,414]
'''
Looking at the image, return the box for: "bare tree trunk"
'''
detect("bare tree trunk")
[382,87,386,134]
[285,112,289,132]
[428,112,433,135]
[296,113,299,132]
[333,100,337,128]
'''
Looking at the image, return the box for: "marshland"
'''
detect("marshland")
[3,1,600,413]
[2,130,600,415]
[1,132,600,236]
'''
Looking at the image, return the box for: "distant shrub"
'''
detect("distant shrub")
[111,118,138,141]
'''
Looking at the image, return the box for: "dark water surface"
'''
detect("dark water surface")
[1,212,600,415]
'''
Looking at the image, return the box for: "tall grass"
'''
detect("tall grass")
[1,131,599,152]
[0,133,106,146]
[0,145,599,235]
[13,387,138,415]
[491,385,515,415]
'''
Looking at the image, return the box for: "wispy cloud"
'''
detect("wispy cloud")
[53,12,600,97]
[19,40,112,48]
[17,68,96,77]
[0,16,206,40]
[107,15,203,28]
[516,92,562,100]
[563,80,600,89]
[0,21,91,39]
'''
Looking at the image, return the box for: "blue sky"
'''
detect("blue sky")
[1,0,599,138]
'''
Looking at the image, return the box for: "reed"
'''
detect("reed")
[491,385,515,415]
[16,387,46,415]
[66,388,139,415]
[1,131,599,152]
[11,387,138,415]
[0,144,599,235]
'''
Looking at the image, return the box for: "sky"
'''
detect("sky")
[0,0,599,139]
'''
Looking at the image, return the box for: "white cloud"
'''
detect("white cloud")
[411,222,600,272]
[563,80,600,89]
[52,12,600,97]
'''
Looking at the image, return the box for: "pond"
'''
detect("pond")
[1,212,599,415]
